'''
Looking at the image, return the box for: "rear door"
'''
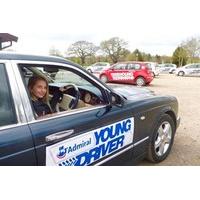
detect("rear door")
[185,64,194,75]
[0,62,36,165]
[16,61,135,166]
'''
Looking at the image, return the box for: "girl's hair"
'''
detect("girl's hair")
[28,76,49,103]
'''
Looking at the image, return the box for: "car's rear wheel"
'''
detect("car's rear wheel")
[178,71,185,76]
[147,114,175,163]
[135,77,146,86]
[100,75,108,83]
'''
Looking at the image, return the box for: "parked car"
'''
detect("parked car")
[0,52,180,166]
[159,63,177,74]
[175,63,200,76]
[144,62,160,77]
[99,62,154,86]
[86,62,110,73]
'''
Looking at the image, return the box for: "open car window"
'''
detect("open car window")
[19,64,106,119]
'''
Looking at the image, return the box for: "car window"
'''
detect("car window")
[19,64,106,119]
[128,63,141,70]
[127,64,135,70]
[93,63,99,66]
[113,63,127,70]
[186,65,194,69]
[134,64,141,70]
[0,64,17,127]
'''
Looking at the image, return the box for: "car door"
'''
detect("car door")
[192,64,200,76]
[196,64,200,75]
[0,62,36,166]
[16,61,134,166]
[185,64,194,75]
[109,63,132,84]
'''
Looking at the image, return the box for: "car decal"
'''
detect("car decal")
[111,72,134,80]
[46,117,134,166]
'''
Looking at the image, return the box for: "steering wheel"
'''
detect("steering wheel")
[55,84,81,112]
[63,84,80,109]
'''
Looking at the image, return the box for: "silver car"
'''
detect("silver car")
[159,63,177,74]
[176,63,200,76]
[86,62,110,73]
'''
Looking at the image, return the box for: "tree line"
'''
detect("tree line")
[49,36,200,67]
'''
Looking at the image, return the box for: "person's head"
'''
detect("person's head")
[28,76,49,103]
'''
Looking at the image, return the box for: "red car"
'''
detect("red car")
[99,62,154,86]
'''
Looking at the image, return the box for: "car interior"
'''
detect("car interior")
[19,64,106,117]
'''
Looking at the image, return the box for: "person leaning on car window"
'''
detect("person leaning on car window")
[28,76,66,117]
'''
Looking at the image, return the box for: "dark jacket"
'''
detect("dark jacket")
[32,90,63,117]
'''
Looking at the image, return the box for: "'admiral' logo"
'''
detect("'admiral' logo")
[57,146,66,159]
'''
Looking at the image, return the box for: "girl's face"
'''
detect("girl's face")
[31,80,47,100]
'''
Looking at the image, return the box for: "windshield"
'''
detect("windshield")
[26,66,93,87]
[54,70,91,86]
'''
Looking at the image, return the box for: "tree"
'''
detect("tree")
[153,54,161,63]
[49,46,63,57]
[67,41,98,65]
[100,37,129,63]
[172,46,188,67]
[181,37,200,63]
[133,49,144,61]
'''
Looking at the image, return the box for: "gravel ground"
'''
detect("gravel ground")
[27,73,200,165]
[125,74,200,165]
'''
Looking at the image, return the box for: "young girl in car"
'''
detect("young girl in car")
[28,76,65,117]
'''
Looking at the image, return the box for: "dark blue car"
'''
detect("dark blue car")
[0,53,180,166]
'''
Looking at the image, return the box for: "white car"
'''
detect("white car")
[175,63,200,76]
[144,62,160,77]
[159,63,177,74]
[86,62,110,73]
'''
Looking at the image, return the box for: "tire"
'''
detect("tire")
[178,71,185,76]
[170,69,175,74]
[135,77,146,86]
[147,114,175,163]
[100,75,108,83]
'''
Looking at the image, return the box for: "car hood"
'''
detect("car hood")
[108,84,155,100]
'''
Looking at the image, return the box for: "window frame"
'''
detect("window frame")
[12,60,111,123]
[0,62,19,129]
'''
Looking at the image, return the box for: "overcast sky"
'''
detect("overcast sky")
[1,0,200,56]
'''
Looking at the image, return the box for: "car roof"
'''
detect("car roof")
[0,52,79,67]
[115,61,146,64]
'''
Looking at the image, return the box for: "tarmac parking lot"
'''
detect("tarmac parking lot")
[123,74,200,165]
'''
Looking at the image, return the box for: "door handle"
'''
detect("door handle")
[45,129,74,142]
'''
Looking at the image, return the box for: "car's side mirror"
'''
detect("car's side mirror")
[108,91,124,108]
